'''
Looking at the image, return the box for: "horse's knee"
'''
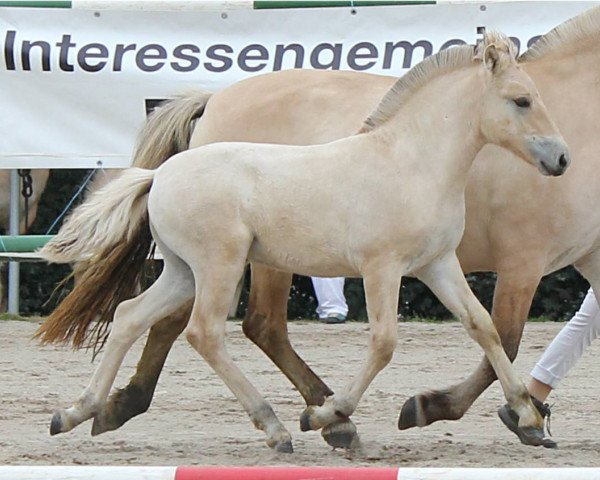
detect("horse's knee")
[370,332,396,367]
[185,325,221,361]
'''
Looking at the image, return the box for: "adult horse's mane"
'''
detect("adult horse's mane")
[361,32,516,132]
[520,6,600,62]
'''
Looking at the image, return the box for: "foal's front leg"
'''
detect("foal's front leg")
[409,253,546,444]
[185,256,293,453]
[398,266,543,429]
[299,266,400,437]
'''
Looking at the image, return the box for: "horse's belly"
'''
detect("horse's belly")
[248,238,360,277]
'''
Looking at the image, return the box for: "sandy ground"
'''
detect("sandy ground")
[1,319,599,467]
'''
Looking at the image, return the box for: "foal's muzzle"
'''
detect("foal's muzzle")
[527,136,571,177]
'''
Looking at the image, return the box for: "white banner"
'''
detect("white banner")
[0,1,596,168]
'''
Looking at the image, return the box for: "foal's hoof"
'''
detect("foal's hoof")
[275,440,294,454]
[50,411,63,435]
[50,410,72,435]
[266,435,294,453]
[299,409,314,432]
[322,420,359,450]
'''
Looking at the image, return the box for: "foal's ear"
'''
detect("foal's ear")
[484,44,500,72]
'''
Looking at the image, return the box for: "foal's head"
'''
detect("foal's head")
[477,32,570,176]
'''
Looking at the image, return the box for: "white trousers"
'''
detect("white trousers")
[311,277,348,319]
[531,288,600,388]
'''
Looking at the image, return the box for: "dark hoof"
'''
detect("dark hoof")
[275,441,294,454]
[50,412,63,436]
[322,421,359,450]
[520,427,558,449]
[104,385,151,431]
[498,404,557,449]
[91,415,108,436]
[399,391,460,430]
[299,411,311,432]
[398,395,419,430]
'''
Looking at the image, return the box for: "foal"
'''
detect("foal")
[39,32,568,452]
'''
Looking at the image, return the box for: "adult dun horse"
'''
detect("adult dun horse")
[76,6,600,449]
[38,33,568,451]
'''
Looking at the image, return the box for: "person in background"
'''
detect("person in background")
[498,287,600,449]
[311,277,348,324]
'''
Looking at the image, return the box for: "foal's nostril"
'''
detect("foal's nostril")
[558,154,568,169]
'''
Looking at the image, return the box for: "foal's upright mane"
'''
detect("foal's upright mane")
[520,6,600,62]
[361,32,516,133]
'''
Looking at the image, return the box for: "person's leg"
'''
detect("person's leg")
[529,287,600,399]
[311,277,348,323]
[498,287,600,447]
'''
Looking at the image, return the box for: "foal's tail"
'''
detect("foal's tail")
[35,169,156,349]
[36,91,212,351]
[133,90,212,169]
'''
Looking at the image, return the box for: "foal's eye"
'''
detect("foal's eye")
[513,97,531,108]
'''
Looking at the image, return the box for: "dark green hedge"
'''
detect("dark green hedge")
[18,169,589,322]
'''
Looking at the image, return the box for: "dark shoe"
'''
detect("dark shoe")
[319,314,346,324]
[497,396,557,448]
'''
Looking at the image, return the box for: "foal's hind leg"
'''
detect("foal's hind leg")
[185,258,293,452]
[96,266,242,432]
[94,304,192,434]
[50,252,195,435]
[399,265,543,429]
[404,253,547,445]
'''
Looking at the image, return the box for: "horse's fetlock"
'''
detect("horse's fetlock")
[250,403,278,431]
[329,395,354,419]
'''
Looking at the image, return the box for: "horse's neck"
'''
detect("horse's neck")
[373,67,485,191]
[524,46,600,141]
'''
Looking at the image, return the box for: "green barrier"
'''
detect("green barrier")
[0,1,71,7]
[0,235,53,253]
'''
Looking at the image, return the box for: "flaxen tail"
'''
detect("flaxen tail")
[35,169,155,350]
[133,90,212,168]
[36,91,212,352]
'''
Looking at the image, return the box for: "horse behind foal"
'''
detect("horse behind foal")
[38,33,568,452]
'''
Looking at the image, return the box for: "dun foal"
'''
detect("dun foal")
[38,33,568,451]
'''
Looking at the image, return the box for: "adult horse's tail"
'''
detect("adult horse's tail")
[133,90,212,169]
[35,169,156,350]
[36,90,211,351]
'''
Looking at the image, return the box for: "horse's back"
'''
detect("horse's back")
[190,69,395,147]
